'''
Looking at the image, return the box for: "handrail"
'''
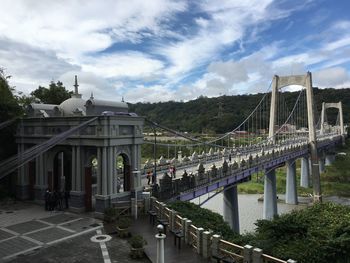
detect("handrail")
[262,254,289,263]
[220,239,244,250]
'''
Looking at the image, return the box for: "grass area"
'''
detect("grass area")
[238,139,350,197]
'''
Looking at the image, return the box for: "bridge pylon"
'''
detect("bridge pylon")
[320,101,345,145]
[268,72,321,202]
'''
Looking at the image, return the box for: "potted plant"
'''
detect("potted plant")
[116,217,131,237]
[129,235,147,259]
[104,207,117,223]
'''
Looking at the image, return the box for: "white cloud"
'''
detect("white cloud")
[313,67,350,87]
[158,0,276,79]
[0,0,186,60]
[0,38,79,94]
[81,52,164,79]
[123,84,175,103]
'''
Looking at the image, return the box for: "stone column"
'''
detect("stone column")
[184,218,191,244]
[223,185,240,233]
[112,146,117,193]
[97,147,102,195]
[286,160,298,204]
[102,146,108,195]
[108,146,113,195]
[211,234,221,259]
[71,146,76,191]
[263,169,277,220]
[196,227,204,255]
[202,231,212,259]
[300,157,309,188]
[252,248,263,263]
[243,245,253,263]
[76,146,81,191]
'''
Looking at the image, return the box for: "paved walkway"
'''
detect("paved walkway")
[130,216,209,263]
[0,201,102,262]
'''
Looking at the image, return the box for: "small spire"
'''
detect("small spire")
[121,96,124,102]
[90,92,94,100]
[74,75,79,94]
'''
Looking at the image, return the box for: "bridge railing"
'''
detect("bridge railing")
[150,198,296,263]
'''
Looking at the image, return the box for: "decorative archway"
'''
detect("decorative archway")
[48,147,72,192]
[116,153,131,192]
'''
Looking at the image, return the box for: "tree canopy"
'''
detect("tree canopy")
[0,69,22,162]
[31,81,72,105]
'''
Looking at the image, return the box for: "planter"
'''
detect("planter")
[116,226,130,238]
[130,247,145,259]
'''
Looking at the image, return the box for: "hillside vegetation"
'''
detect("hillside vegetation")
[129,88,350,133]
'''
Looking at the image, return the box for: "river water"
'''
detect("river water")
[191,194,307,233]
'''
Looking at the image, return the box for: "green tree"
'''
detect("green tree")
[0,69,22,161]
[31,81,72,105]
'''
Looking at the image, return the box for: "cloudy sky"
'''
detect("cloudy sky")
[1,0,350,102]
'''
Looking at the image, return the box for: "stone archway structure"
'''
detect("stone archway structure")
[15,76,144,214]
[268,72,321,202]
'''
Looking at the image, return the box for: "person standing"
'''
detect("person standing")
[64,190,70,209]
[44,188,50,211]
[147,171,151,185]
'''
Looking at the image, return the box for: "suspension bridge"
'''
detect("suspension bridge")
[141,72,346,232]
[0,72,346,234]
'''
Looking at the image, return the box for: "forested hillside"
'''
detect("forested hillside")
[129,88,350,133]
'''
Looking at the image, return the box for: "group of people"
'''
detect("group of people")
[44,189,70,212]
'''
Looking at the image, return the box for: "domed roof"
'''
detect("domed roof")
[59,75,86,116]
[59,96,86,116]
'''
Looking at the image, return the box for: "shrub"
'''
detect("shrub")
[129,235,147,248]
[117,217,131,229]
[104,207,117,223]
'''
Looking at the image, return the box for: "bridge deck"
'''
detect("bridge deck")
[131,216,209,263]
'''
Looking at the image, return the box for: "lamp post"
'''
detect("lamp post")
[153,126,157,184]
[155,224,166,263]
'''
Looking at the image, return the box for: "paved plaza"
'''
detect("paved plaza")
[0,201,102,262]
[0,200,151,263]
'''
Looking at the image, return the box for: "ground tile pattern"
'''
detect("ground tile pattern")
[25,227,75,244]
[0,229,15,241]
[60,218,95,232]
[0,237,39,259]
[40,213,80,225]
[5,221,49,235]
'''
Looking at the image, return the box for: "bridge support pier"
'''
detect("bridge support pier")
[300,157,310,188]
[286,160,298,205]
[223,185,240,233]
[319,157,325,173]
[325,154,335,166]
[263,169,277,220]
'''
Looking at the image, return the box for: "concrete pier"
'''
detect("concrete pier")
[319,157,325,173]
[263,169,277,220]
[325,154,335,166]
[223,185,240,233]
[286,160,298,204]
[300,157,310,188]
